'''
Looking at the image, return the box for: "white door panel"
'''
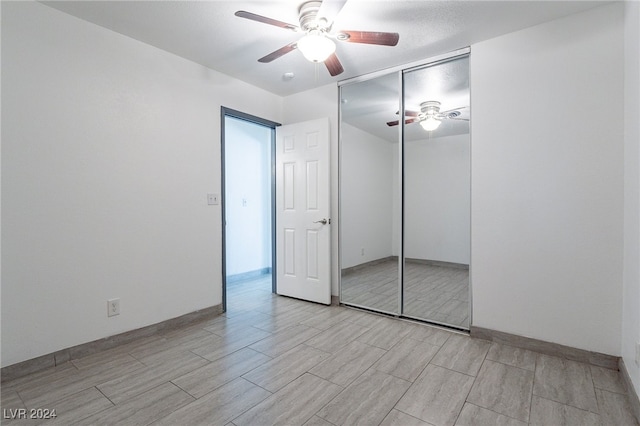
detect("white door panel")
[276,118,331,305]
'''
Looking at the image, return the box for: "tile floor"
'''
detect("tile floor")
[1,275,638,426]
[341,259,469,328]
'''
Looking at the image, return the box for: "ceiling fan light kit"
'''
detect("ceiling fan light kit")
[387,100,469,132]
[235,0,400,77]
[420,116,442,131]
[297,30,336,62]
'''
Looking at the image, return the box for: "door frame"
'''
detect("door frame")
[220,107,280,312]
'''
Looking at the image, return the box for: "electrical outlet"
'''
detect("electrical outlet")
[636,342,640,367]
[361,248,365,256]
[107,298,120,317]
[207,193,219,205]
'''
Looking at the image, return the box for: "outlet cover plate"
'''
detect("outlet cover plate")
[108,298,120,317]
[207,193,219,205]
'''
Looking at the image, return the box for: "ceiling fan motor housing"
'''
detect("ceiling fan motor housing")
[299,1,328,31]
[420,101,441,115]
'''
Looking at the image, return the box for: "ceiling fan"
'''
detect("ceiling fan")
[387,101,469,131]
[235,0,400,77]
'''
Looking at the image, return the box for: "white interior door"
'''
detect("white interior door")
[276,117,331,305]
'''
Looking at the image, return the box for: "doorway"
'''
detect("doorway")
[221,107,279,312]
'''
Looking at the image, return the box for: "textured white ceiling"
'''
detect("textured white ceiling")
[41,0,610,97]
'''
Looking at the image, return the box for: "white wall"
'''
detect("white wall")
[405,134,470,265]
[1,2,283,367]
[471,3,624,355]
[340,123,396,269]
[622,0,640,397]
[224,117,272,277]
[282,84,339,295]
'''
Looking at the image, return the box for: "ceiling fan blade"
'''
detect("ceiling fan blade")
[324,53,344,76]
[337,31,399,46]
[396,110,419,117]
[235,11,299,32]
[440,106,468,114]
[258,42,298,63]
[318,0,348,25]
[448,118,470,121]
[387,118,419,127]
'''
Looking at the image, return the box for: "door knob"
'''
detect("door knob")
[314,218,330,225]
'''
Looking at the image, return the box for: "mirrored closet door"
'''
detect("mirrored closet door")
[402,55,470,328]
[339,51,470,330]
[339,71,401,315]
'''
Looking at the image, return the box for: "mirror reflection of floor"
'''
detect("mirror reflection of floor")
[341,258,469,329]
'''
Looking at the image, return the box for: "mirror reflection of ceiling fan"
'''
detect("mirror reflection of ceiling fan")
[235,0,400,77]
[387,101,469,131]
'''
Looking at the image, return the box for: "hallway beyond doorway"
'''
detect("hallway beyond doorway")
[221,108,278,310]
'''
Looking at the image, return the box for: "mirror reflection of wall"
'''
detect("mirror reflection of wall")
[339,52,470,330]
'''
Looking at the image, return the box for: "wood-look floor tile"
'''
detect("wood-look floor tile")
[18,355,145,408]
[340,309,389,328]
[455,403,527,426]
[466,360,534,422]
[172,348,271,398]
[128,327,215,360]
[155,377,271,426]
[373,338,439,382]
[379,409,433,426]
[533,354,598,413]
[1,387,25,411]
[529,395,601,426]
[316,369,411,426]
[590,365,627,394]
[430,334,490,376]
[4,362,79,391]
[395,364,474,426]
[96,351,208,405]
[309,340,386,387]
[486,343,537,371]
[303,415,335,426]
[299,307,351,330]
[232,373,342,426]
[45,387,113,425]
[356,317,412,350]
[595,388,640,425]
[242,344,330,392]
[405,323,452,347]
[75,382,193,426]
[70,345,149,371]
[252,307,318,333]
[253,295,307,316]
[2,387,112,426]
[248,324,321,358]
[74,353,145,378]
[191,325,271,361]
[305,321,370,354]
[136,344,214,369]
[203,311,273,336]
